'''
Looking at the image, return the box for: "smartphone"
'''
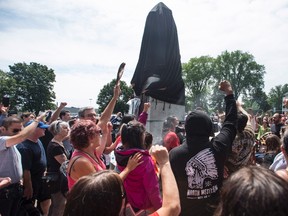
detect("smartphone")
[45,111,52,122]
[2,96,10,107]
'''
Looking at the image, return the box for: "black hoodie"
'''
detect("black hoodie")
[169,94,237,216]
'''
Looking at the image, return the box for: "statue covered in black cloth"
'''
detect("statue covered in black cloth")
[131,2,185,105]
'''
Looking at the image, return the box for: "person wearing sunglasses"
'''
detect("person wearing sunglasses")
[66,84,126,189]
[67,120,142,190]
[21,112,36,127]
[77,85,121,160]
[0,113,46,216]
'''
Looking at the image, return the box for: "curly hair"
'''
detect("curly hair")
[70,120,101,149]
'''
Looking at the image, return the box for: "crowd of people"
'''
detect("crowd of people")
[1,81,288,216]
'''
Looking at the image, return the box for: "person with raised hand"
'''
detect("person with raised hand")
[149,145,181,216]
[76,84,121,158]
[169,80,237,216]
[0,112,47,216]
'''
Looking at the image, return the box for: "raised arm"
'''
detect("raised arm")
[214,81,237,152]
[97,85,121,130]
[218,80,237,125]
[138,102,151,126]
[5,112,47,148]
[96,122,108,157]
[0,105,9,126]
[151,145,181,216]
[284,98,288,109]
[219,80,233,96]
[236,100,251,124]
[49,102,67,124]
[103,122,116,154]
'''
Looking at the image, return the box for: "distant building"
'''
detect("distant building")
[65,107,80,117]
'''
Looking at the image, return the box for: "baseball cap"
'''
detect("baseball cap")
[26,120,49,129]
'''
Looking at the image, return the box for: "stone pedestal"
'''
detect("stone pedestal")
[145,97,185,144]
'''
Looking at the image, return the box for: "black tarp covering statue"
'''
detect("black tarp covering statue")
[131,2,185,105]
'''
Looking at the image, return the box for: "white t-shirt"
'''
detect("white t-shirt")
[0,137,23,183]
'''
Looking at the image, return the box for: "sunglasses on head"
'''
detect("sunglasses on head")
[56,121,61,130]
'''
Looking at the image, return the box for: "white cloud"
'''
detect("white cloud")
[0,0,288,108]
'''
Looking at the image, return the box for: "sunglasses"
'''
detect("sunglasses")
[85,113,97,118]
[12,128,22,133]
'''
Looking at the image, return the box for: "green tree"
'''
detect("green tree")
[242,87,271,113]
[97,79,133,114]
[209,85,227,113]
[8,62,56,114]
[268,84,288,112]
[182,56,216,111]
[214,50,265,100]
[0,69,17,107]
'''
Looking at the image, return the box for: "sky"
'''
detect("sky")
[0,0,288,108]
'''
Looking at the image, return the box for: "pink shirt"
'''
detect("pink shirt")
[67,150,106,190]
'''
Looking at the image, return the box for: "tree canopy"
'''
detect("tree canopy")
[6,62,56,114]
[0,69,16,103]
[1,51,285,116]
[242,87,271,114]
[213,50,265,100]
[183,50,267,113]
[268,84,288,112]
[182,56,215,111]
[97,79,133,114]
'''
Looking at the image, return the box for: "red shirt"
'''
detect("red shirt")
[163,131,180,152]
